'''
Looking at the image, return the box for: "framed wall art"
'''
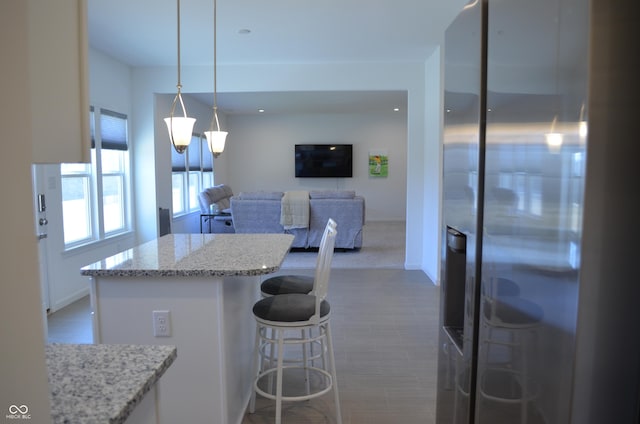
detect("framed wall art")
[369,150,388,177]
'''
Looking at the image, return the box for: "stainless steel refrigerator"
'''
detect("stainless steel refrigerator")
[436,0,639,423]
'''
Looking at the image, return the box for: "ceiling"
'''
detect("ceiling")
[88,0,468,67]
[87,0,468,113]
[202,91,409,115]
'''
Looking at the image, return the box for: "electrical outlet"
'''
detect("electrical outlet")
[152,310,171,337]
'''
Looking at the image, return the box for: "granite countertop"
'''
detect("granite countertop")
[46,343,177,424]
[81,233,294,277]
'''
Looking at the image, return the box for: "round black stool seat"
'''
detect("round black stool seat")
[253,293,330,322]
[260,275,314,296]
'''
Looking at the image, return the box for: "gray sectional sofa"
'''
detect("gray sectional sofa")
[230,190,365,249]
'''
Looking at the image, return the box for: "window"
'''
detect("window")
[172,136,215,216]
[61,107,131,247]
[187,139,201,211]
[61,163,93,245]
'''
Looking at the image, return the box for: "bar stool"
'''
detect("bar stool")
[260,219,337,297]
[260,219,337,376]
[249,222,341,424]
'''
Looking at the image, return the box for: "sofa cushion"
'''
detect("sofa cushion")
[309,190,355,199]
[235,191,284,200]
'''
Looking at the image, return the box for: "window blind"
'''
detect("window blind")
[171,145,186,172]
[202,138,213,172]
[188,134,201,170]
[100,109,128,151]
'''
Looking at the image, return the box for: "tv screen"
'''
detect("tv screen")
[295,144,353,178]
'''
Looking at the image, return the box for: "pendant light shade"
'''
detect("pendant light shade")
[165,114,196,153]
[204,126,227,157]
[165,0,195,154]
[205,0,227,157]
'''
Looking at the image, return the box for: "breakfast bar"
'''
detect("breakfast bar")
[81,233,294,424]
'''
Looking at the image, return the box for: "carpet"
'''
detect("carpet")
[280,220,406,269]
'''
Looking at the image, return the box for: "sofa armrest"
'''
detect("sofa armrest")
[199,184,234,214]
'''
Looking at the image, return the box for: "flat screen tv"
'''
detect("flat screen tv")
[295,144,353,178]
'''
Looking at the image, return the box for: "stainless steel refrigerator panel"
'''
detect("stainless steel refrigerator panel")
[439,0,640,422]
[438,0,590,423]
[437,1,485,422]
[477,0,589,422]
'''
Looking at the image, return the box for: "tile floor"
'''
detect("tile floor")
[47,268,440,424]
[47,295,93,344]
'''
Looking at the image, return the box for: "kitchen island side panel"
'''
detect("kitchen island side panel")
[92,274,259,424]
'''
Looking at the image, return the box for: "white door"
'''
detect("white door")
[31,164,51,339]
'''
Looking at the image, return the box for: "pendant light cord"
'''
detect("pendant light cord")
[213,0,221,131]
[174,0,188,119]
[177,0,182,89]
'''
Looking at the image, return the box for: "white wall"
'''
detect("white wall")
[223,110,407,221]
[90,49,133,113]
[422,46,445,284]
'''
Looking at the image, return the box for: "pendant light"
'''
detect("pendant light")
[165,0,196,154]
[545,115,563,153]
[203,0,228,158]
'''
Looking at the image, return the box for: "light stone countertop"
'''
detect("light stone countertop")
[46,343,177,424]
[80,233,295,277]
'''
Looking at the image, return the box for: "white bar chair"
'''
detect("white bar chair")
[257,219,337,392]
[249,221,341,424]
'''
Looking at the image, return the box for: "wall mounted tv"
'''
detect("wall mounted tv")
[295,144,353,178]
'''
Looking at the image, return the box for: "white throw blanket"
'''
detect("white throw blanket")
[280,190,309,230]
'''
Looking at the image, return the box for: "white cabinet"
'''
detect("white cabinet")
[28,0,90,164]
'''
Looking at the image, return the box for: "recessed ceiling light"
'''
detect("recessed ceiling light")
[258,109,265,113]
[393,107,400,112]
[238,29,251,35]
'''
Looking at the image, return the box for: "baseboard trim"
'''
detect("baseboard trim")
[50,287,90,314]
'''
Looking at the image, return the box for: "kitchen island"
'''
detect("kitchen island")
[47,343,177,424]
[81,233,294,424]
